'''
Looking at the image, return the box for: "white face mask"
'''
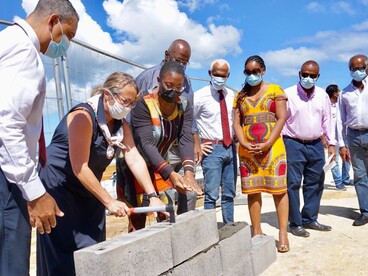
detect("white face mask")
[210,75,227,90]
[106,90,131,120]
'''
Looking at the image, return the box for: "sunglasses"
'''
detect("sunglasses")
[301,73,318,79]
[244,68,262,75]
[351,66,367,72]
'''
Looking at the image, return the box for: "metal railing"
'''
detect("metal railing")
[1,19,227,143]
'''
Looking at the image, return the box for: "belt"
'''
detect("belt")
[201,138,233,145]
[283,136,321,144]
[348,127,368,132]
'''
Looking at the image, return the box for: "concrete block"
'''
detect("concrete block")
[74,224,173,276]
[223,254,254,276]
[251,235,276,275]
[218,222,252,272]
[165,246,223,276]
[169,209,219,266]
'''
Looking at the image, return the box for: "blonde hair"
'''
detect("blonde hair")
[91,72,139,96]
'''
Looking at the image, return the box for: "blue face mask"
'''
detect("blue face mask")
[300,77,316,89]
[350,69,367,82]
[211,75,227,90]
[245,74,262,86]
[44,20,70,58]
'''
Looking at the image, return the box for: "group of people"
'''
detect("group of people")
[1,0,368,275]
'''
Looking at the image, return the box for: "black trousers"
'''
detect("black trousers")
[0,168,31,276]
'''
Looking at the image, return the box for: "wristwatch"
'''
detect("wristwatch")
[147,192,159,199]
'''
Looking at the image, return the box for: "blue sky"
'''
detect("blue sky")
[1,0,368,141]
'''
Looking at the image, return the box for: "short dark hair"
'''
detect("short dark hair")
[32,0,79,22]
[326,84,339,98]
[159,60,185,79]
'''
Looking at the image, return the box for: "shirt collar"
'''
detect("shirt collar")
[14,17,41,53]
[210,84,227,97]
[297,82,315,99]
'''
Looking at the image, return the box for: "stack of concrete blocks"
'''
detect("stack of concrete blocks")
[74,210,276,276]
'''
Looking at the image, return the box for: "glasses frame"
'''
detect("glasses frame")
[351,66,367,72]
[114,93,138,109]
[301,72,319,79]
[168,52,190,67]
[161,82,185,93]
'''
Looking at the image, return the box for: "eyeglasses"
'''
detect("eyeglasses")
[162,82,185,93]
[244,68,262,75]
[168,52,190,66]
[301,72,319,79]
[351,66,367,72]
[114,93,138,108]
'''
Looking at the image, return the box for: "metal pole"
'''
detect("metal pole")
[53,58,65,120]
[61,55,73,111]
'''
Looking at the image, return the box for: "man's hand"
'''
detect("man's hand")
[184,173,203,195]
[328,145,336,161]
[200,142,213,156]
[339,146,351,163]
[27,192,64,234]
[194,139,203,164]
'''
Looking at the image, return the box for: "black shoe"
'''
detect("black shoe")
[303,221,332,231]
[290,226,310,237]
[353,215,368,226]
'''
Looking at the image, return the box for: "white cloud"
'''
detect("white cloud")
[178,0,217,13]
[352,20,368,31]
[262,47,328,77]
[306,1,356,15]
[102,0,242,67]
[261,25,368,77]
[331,1,355,15]
[306,2,325,13]
[21,0,241,70]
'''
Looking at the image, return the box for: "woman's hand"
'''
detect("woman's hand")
[246,141,271,155]
[106,199,130,217]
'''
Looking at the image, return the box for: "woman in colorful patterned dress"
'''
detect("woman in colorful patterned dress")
[117,61,203,231]
[233,55,289,253]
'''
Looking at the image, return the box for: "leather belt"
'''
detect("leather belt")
[283,135,321,144]
[201,138,232,145]
[348,127,368,132]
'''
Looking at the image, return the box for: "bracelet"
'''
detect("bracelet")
[267,140,272,148]
[147,192,159,199]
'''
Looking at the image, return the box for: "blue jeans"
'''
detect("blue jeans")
[347,128,368,216]
[331,147,351,188]
[201,144,237,224]
[284,137,325,227]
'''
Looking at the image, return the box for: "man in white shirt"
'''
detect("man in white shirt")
[0,0,79,274]
[193,59,237,224]
[337,54,368,226]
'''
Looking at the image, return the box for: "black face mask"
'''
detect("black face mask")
[159,86,181,103]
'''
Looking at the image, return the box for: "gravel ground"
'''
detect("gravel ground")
[29,164,368,275]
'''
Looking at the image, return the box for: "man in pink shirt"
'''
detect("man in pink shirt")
[282,60,336,237]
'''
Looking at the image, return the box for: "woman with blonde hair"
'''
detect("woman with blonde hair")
[36,72,166,275]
